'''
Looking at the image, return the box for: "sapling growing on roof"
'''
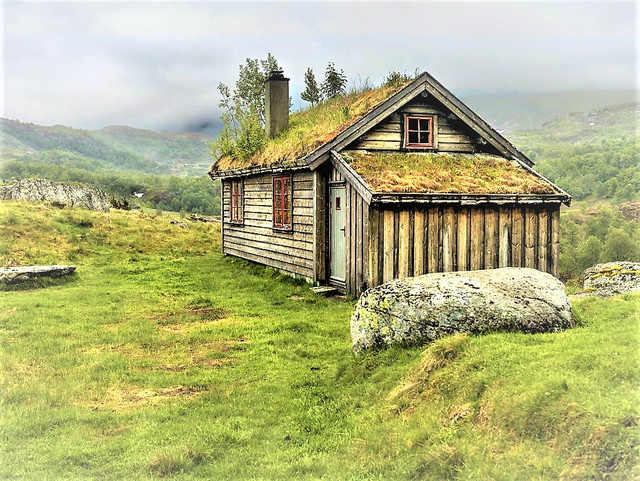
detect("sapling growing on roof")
[301,68,322,106]
[321,62,347,99]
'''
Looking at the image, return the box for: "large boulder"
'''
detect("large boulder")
[351,267,573,354]
[0,179,113,212]
[583,262,640,296]
[0,265,76,285]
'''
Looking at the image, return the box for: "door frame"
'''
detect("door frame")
[328,182,347,288]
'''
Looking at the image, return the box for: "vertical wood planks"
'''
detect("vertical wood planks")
[511,208,524,267]
[470,208,484,270]
[537,210,549,273]
[551,208,560,277]
[498,207,511,268]
[367,208,380,288]
[348,183,355,292]
[484,208,498,269]
[442,207,455,272]
[456,209,469,271]
[398,210,410,278]
[355,195,364,294]
[427,207,440,273]
[383,209,395,283]
[350,186,357,292]
[413,210,425,275]
[312,170,327,282]
[361,201,369,293]
[524,207,537,268]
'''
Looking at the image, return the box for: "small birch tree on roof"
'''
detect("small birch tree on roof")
[321,62,347,99]
[211,53,281,161]
[300,68,321,106]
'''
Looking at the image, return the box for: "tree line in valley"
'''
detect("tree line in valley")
[1,160,221,216]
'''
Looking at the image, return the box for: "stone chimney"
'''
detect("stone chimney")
[265,70,289,138]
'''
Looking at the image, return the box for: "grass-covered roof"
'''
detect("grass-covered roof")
[212,83,409,173]
[343,151,557,195]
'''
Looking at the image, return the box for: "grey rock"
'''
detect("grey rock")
[583,262,640,296]
[0,179,113,212]
[351,267,573,354]
[0,265,76,285]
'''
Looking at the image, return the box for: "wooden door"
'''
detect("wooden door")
[329,185,346,282]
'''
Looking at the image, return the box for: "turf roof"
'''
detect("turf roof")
[342,151,557,195]
[211,82,410,174]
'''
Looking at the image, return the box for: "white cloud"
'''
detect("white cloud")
[3,1,636,131]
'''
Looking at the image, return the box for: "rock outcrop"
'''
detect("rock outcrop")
[583,262,640,296]
[0,179,113,212]
[351,267,573,354]
[0,265,76,285]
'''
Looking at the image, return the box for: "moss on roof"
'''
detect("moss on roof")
[344,151,557,195]
[213,83,410,173]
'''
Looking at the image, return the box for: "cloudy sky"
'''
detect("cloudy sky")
[1,1,637,134]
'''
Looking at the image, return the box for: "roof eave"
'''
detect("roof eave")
[372,192,571,205]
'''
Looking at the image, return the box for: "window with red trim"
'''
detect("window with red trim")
[272,176,292,230]
[405,115,434,148]
[230,179,243,223]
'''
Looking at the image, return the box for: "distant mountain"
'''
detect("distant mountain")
[462,90,637,132]
[93,125,212,175]
[509,102,639,202]
[0,119,213,176]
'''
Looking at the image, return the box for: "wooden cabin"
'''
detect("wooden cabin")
[209,70,571,296]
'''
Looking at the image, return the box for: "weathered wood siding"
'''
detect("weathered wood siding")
[327,165,369,296]
[367,204,561,288]
[344,181,370,297]
[222,172,314,278]
[349,96,498,155]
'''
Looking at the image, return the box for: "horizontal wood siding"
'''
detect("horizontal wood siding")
[222,172,315,278]
[349,96,498,155]
[367,204,561,288]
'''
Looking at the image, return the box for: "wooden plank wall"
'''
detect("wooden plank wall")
[367,204,560,288]
[222,172,315,278]
[344,181,370,297]
[350,97,495,154]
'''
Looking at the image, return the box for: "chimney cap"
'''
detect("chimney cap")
[266,70,289,82]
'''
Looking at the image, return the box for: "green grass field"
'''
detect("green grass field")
[1,202,638,480]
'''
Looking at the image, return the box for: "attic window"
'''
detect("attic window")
[405,115,434,148]
[272,175,293,231]
[230,179,243,224]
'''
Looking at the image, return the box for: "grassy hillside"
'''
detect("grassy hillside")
[508,103,639,202]
[0,119,221,215]
[1,201,638,479]
[93,125,211,176]
[0,119,212,177]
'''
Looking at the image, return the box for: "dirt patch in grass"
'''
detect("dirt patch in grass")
[184,305,229,320]
[83,339,247,372]
[95,425,130,439]
[85,385,206,411]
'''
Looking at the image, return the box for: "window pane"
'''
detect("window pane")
[408,131,419,144]
[419,118,430,130]
[408,118,419,130]
[419,131,430,144]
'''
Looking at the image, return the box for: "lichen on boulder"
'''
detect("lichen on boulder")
[0,179,113,212]
[351,267,573,354]
[583,262,640,296]
[0,265,76,286]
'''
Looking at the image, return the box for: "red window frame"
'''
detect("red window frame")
[230,179,244,224]
[405,115,434,148]
[272,175,293,230]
